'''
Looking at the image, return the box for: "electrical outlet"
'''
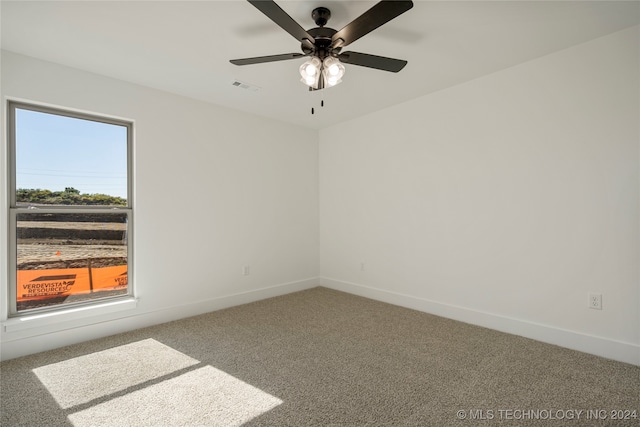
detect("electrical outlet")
[588,293,602,310]
[242,265,250,276]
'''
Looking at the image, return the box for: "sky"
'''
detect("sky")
[15,108,128,199]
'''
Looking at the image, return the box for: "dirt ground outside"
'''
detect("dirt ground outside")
[16,219,128,311]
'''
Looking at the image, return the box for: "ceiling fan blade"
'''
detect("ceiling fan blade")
[247,0,315,50]
[331,1,413,49]
[230,53,305,66]
[337,51,407,72]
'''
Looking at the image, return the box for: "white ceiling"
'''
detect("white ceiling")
[2,1,639,130]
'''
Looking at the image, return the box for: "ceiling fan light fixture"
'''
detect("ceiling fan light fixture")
[322,56,345,87]
[299,57,321,87]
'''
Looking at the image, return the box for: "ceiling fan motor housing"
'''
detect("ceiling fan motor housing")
[303,26,339,58]
[303,8,341,59]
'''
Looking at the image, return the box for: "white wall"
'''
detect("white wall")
[1,51,319,360]
[319,26,639,365]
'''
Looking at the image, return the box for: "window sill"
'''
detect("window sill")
[2,297,138,333]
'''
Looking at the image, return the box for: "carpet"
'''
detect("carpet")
[1,287,638,426]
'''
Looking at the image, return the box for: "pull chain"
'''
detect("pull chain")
[311,99,325,115]
[309,84,326,115]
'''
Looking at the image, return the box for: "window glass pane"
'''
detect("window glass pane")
[15,108,127,206]
[16,212,128,312]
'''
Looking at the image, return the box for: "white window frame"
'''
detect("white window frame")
[6,100,134,319]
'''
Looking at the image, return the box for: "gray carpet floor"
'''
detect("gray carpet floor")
[1,287,638,426]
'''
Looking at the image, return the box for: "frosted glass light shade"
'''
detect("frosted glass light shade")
[299,57,321,88]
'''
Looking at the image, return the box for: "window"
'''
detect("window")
[7,101,133,316]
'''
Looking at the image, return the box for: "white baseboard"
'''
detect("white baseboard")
[0,277,319,361]
[145,276,320,324]
[319,277,640,366]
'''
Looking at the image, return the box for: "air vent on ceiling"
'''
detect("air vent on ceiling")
[231,80,260,92]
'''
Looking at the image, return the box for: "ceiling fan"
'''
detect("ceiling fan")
[230,0,414,90]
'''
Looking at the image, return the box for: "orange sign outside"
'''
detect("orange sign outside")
[17,265,127,301]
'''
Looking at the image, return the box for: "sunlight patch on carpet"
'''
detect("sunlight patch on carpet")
[33,338,283,425]
[66,365,283,427]
[32,339,199,408]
